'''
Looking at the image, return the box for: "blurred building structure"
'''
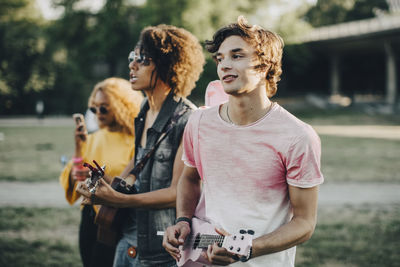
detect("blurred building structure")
[291,0,400,111]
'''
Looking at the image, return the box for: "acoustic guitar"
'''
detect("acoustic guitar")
[80,160,134,246]
[94,106,190,245]
[94,176,136,245]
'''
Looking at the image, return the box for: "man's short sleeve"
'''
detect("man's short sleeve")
[286,126,324,188]
[182,109,202,168]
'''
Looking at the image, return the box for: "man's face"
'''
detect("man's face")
[216,35,266,95]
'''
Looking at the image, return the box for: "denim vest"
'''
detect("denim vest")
[134,93,195,264]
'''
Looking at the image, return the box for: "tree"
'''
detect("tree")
[345,0,388,21]
[0,0,58,114]
[139,0,267,41]
[303,0,354,27]
[43,0,142,114]
[0,0,277,114]
[303,0,389,27]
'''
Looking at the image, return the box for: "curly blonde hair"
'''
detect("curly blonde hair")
[205,16,284,98]
[88,77,143,135]
[137,24,205,97]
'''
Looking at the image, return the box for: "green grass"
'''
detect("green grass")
[0,126,73,182]
[294,107,400,125]
[0,207,81,267]
[320,135,400,183]
[2,115,399,183]
[296,108,400,183]
[296,205,400,267]
[0,112,399,266]
[0,206,398,267]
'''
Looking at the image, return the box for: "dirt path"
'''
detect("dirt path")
[0,181,399,208]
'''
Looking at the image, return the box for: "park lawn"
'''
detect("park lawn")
[296,205,400,267]
[294,107,400,126]
[1,111,399,183]
[320,135,400,183]
[0,205,398,267]
[297,108,400,183]
[0,126,73,182]
[0,207,81,267]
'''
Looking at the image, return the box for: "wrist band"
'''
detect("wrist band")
[72,157,83,164]
[240,247,252,262]
[175,217,192,228]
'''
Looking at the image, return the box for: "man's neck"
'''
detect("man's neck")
[224,87,272,126]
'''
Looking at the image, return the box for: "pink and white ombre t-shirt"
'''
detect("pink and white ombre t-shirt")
[182,103,324,267]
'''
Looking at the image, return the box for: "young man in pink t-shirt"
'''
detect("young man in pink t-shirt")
[163,16,323,266]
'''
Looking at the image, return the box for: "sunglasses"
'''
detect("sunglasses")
[128,51,151,65]
[89,106,108,115]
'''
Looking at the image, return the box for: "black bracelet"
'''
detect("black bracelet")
[175,217,192,228]
[240,247,252,262]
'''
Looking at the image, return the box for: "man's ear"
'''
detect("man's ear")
[255,65,268,80]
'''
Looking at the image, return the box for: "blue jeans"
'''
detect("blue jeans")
[113,235,140,267]
[113,236,177,267]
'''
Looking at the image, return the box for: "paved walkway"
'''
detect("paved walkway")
[313,125,400,140]
[0,117,73,127]
[0,181,399,208]
[0,181,79,207]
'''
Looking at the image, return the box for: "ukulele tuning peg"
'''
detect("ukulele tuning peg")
[239,229,247,234]
[247,230,255,235]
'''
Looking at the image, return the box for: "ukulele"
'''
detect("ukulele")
[159,217,254,266]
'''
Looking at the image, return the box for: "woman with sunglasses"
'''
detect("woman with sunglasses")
[59,77,143,267]
[77,24,204,266]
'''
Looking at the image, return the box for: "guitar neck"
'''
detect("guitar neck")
[89,175,101,185]
[84,161,105,187]
[197,234,225,249]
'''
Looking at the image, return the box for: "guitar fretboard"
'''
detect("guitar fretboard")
[197,234,225,249]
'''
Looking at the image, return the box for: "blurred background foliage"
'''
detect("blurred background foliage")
[0,0,390,115]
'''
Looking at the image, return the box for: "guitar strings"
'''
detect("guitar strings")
[184,234,225,249]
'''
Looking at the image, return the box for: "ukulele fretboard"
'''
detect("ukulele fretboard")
[197,234,225,249]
